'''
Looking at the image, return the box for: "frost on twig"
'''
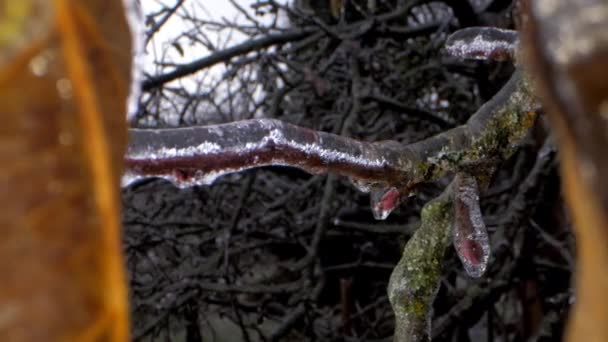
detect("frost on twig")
[452,173,490,278]
[445,27,519,62]
[388,184,454,342]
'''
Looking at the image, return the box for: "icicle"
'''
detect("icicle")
[452,173,490,278]
[370,187,400,220]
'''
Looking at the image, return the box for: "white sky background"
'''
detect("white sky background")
[135,0,493,126]
[136,0,291,125]
[142,0,288,88]
[139,0,492,81]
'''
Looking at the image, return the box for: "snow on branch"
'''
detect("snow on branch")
[445,27,519,62]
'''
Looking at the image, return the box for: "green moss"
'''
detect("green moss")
[388,189,453,341]
[411,74,537,187]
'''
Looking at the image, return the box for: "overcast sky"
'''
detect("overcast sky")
[141,0,286,76]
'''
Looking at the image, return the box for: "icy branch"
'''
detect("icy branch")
[445,27,519,62]
[125,69,539,223]
[127,71,537,187]
[400,69,539,188]
[124,119,403,188]
[387,174,490,341]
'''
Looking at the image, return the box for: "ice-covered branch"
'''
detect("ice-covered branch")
[130,74,537,187]
[127,27,539,225]
[124,119,403,188]
[125,69,539,222]
[445,27,519,62]
[386,29,540,341]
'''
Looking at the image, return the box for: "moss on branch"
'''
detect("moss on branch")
[388,185,454,342]
[397,69,538,190]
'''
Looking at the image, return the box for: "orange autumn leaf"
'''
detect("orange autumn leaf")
[0,1,131,341]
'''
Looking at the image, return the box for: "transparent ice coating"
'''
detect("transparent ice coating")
[122,0,144,121]
[445,27,519,62]
[124,119,397,189]
[370,187,400,220]
[452,174,490,278]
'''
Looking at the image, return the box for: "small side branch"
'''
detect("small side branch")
[142,28,317,91]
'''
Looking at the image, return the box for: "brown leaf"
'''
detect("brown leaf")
[0,1,131,340]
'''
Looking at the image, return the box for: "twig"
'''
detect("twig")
[143,27,318,90]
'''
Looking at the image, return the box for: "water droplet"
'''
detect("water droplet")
[56,78,73,99]
[29,54,48,76]
[370,187,400,220]
[47,180,62,194]
[58,131,73,146]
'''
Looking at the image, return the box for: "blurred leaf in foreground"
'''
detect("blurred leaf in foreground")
[0,0,132,340]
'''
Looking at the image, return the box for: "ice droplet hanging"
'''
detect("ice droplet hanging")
[452,173,490,277]
[370,186,400,220]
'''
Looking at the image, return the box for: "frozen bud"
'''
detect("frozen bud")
[452,173,490,277]
[370,187,400,220]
